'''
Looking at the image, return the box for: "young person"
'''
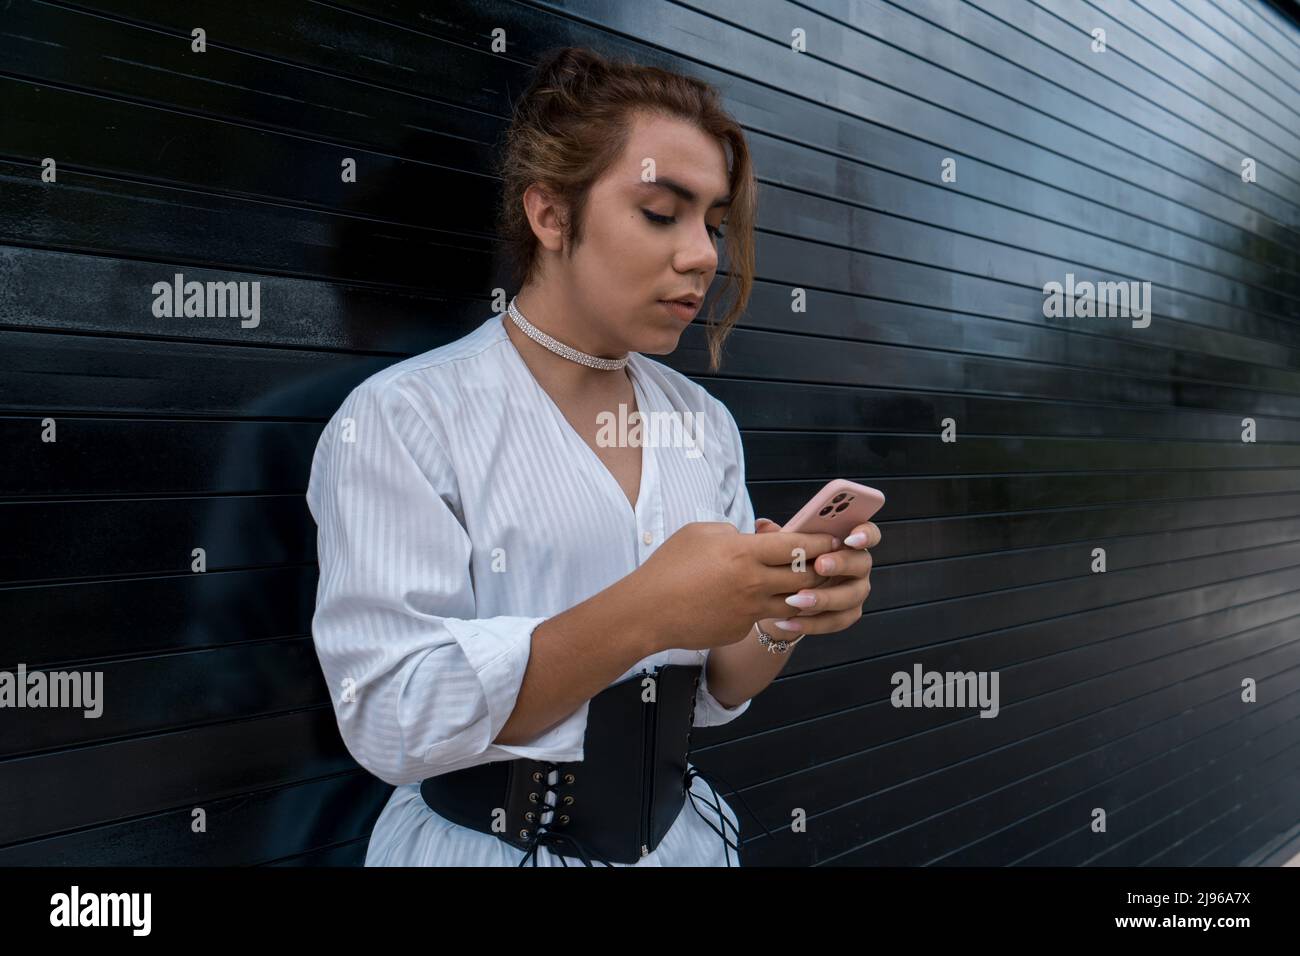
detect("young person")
[306,46,879,867]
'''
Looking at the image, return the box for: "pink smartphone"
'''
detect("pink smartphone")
[780,479,885,539]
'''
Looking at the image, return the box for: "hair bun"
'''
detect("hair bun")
[532,46,609,96]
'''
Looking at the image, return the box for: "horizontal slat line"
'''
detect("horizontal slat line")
[12,309,1300,409]
[1138,0,1300,102]
[4,631,313,673]
[937,683,1300,865]
[0,560,320,591]
[77,0,1300,208]
[1135,739,1300,865]
[979,680,1300,866]
[0,70,495,173]
[793,648,1300,864]
[12,463,1300,502]
[12,79,1300,317]
[0,313,407,361]
[1130,736,1300,865]
[1238,818,1300,866]
[20,0,1300,291]
[4,0,1293,864]
[1,378,1299,435]
[0,708,356,843]
[0,700,335,770]
[0,631,312,695]
[8,552,1300,767]
[1012,723,1300,866]
[1166,0,1300,96]
[756,221,1300,335]
[973,0,1300,155]
[756,121,1300,282]
[771,163,1300,309]
[5,491,1300,592]
[8,420,1300,450]
[1028,696,1300,866]
[0,765,370,853]
[9,178,1300,369]
[10,477,1300,516]
[29,0,537,112]
[963,700,1300,865]
[543,0,1300,236]
[694,573,1300,753]
[1213,0,1300,62]
[1189,763,1300,866]
[12,305,1300,396]
[11,160,1300,334]
[966,0,1300,152]
[748,613,1300,868]
[790,0,1300,212]
[10,28,1300,321]
[13,475,1299,522]
[6,513,1292,669]
[766,574,1300,725]
[0,639,326,761]
[1092,0,1300,128]
[13,467,1300,506]
[0,413,338,425]
[0,153,500,237]
[7,600,1289,848]
[803,640,1300,862]
[760,178,1300,319]
[541,0,1300,237]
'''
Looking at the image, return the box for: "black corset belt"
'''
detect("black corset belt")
[419,663,746,866]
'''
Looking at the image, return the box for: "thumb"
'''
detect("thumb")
[754,517,781,533]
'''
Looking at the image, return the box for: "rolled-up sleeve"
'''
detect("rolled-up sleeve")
[306,379,587,786]
[693,401,756,727]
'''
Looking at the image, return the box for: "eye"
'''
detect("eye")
[642,209,725,242]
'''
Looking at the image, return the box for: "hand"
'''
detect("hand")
[753,517,881,638]
[630,520,839,653]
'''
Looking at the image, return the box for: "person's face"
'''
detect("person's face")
[540,111,731,355]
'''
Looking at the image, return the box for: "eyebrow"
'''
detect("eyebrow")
[638,177,731,209]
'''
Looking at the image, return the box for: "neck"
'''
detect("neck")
[504,286,631,396]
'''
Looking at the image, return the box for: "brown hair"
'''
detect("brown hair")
[493,46,757,372]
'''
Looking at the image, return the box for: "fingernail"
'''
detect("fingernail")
[845,532,866,547]
[832,537,841,549]
[819,558,837,573]
[773,619,803,631]
[785,592,816,609]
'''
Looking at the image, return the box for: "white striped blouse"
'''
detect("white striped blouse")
[305,311,757,866]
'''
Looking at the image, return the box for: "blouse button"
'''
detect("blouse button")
[642,531,653,545]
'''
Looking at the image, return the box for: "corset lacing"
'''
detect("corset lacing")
[684,763,773,867]
[517,761,615,867]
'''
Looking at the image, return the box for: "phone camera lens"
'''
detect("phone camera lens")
[831,493,847,504]
[818,506,833,517]
[833,501,850,513]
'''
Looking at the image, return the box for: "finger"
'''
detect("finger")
[843,521,881,550]
[813,546,872,579]
[753,517,782,534]
[781,574,871,616]
[768,605,862,637]
[752,530,840,568]
[757,563,829,598]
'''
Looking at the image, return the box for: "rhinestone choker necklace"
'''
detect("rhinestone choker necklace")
[507,296,631,371]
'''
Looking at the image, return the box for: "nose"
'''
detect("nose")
[674,220,719,276]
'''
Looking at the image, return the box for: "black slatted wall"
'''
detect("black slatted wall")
[2,0,1299,866]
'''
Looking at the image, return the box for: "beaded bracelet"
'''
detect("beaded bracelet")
[755,620,805,654]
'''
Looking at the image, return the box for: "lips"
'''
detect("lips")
[659,298,700,321]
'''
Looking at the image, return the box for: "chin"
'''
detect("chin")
[638,329,685,356]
